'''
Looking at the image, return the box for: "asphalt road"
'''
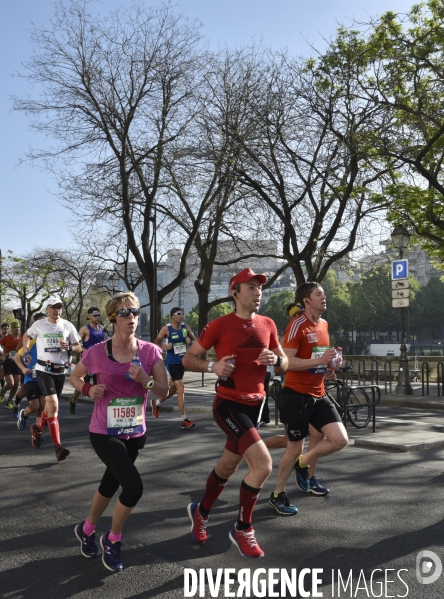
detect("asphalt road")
[1,399,444,599]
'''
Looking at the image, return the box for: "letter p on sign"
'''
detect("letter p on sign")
[391,259,408,280]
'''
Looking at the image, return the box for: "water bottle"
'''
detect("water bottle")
[220,356,236,381]
[329,347,342,369]
[126,351,141,380]
[32,366,37,379]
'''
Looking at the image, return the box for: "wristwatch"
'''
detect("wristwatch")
[208,361,215,373]
[275,356,282,368]
[143,376,155,389]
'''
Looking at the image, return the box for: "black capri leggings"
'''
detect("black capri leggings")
[89,432,143,508]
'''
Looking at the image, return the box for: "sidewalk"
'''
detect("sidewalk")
[61,372,444,413]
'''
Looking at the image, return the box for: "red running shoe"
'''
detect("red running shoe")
[30,424,42,449]
[151,398,159,418]
[187,503,208,544]
[229,525,264,559]
[181,418,195,429]
[55,444,70,462]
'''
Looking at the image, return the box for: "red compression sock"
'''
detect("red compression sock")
[48,417,61,446]
[237,479,261,530]
[199,469,228,515]
[39,411,48,430]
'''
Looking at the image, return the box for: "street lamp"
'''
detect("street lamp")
[391,225,413,395]
[148,205,158,341]
[108,272,120,294]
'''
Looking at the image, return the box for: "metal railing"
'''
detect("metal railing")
[437,361,444,397]
[422,362,430,396]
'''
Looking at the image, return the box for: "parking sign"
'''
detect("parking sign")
[391,259,408,280]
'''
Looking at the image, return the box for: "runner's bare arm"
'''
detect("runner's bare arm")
[182,341,236,378]
[152,325,168,347]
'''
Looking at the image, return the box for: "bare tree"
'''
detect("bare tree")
[209,46,391,284]
[14,0,209,338]
[35,249,108,330]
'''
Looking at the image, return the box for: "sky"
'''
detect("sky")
[0,0,412,256]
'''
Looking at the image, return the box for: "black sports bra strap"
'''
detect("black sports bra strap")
[106,338,113,357]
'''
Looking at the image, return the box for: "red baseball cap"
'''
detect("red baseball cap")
[229,268,267,289]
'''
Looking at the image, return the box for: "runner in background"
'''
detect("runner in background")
[12,312,47,420]
[22,297,82,461]
[0,322,9,390]
[68,307,105,414]
[14,312,47,431]
[152,307,196,429]
[0,322,22,409]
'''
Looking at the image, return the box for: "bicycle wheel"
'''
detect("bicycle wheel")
[346,388,371,428]
[270,379,281,400]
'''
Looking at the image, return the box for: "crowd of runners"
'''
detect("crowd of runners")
[0,268,346,571]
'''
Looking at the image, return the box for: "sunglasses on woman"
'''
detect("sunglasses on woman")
[112,308,140,318]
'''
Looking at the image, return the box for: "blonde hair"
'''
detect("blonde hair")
[106,292,140,319]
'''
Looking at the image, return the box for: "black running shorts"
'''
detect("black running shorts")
[166,363,185,382]
[213,395,262,455]
[280,388,342,441]
[35,371,65,399]
[3,360,21,376]
[25,381,42,402]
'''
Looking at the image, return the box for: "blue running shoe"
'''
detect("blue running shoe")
[74,522,99,558]
[100,532,123,572]
[17,409,27,431]
[308,476,329,496]
[13,406,19,419]
[268,492,298,516]
[294,456,310,492]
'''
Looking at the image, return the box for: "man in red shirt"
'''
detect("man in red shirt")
[183,268,288,559]
[270,282,348,507]
[0,321,22,409]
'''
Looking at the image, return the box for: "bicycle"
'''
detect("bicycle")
[325,367,372,429]
[269,376,282,401]
[267,367,373,429]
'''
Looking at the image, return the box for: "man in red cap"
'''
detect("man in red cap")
[183,268,288,559]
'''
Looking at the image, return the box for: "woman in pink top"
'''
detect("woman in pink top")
[70,292,168,572]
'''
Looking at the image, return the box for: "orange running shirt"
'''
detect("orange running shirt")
[0,334,22,359]
[283,314,330,397]
[198,312,280,405]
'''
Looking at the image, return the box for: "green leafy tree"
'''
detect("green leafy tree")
[324,2,444,259]
[414,277,444,339]
[349,265,422,344]
[260,291,296,335]
[0,251,64,331]
[349,265,397,340]
[180,302,233,335]
[321,271,351,344]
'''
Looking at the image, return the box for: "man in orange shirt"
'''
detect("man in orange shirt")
[0,321,22,409]
[270,282,348,507]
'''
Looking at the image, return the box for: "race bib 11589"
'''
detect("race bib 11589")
[107,396,143,437]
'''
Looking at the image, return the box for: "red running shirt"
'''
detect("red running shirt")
[283,314,330,397]
[198,312,279,405]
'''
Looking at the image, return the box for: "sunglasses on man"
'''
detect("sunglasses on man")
[112,308,140,318]
[173,312,184,316]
